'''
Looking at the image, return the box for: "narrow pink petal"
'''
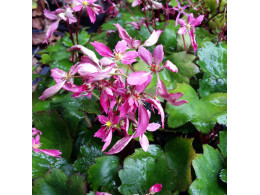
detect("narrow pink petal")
[39,81,66,100]
[175,12,181,27]
[88,65,116,82]
[44,9,58,20]
[69,45,100,65]
[135,73,152,93]
[142,30,163,47]
[39,149,62,158]
[43,19,60,44]
[112,116,121,125]
[90,41,113,57]
[149,183,162,194]
[187,13,194,24]
[100,91,109,114]
[178,19,186,26]
[152,1,163,9]
[102,130,113,152]
[114,23,132,45]
[153,45,164,65]
[115,40,128,54]
[132,0,140,7]
[105,135,133,154]
[32,128,42,136]
[98,115,108,124]
[144,98,165,129]
[188,29,198,53]
[178,27,187,35]
[147,123,161,132]
[100,57,114,66]
[77,63,99,75]
[127,71,152,86]
[163,60,178,73]
[73,4,83,12]
[94,126,107,139]
[86,7,96,23]
[121,51,138,65]
[51,68,66,83]
[140,134,149,152]
[138,46,153,65]
[169,99,188,106]
[168,92,183,100]
[69,63,80,75]
[191,15,204,27]
[133,104,149,139]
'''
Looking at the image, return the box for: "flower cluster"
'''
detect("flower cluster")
[32,128,62,158]
[39,23,188,154]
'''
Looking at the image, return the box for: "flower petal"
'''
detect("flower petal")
[133,104,149,138]
[105,135,134,154]
[163,60,178,73]
[39,81,66,100]
[178,27,187,35]
[142,30,163,47]
[39,149,62,158]
[140,134,149,152]
[43,19,60,44]
[90,41,113,57]
[153,45,164,65]
[102,130,113,152]
[138,46,153,65]
[69,45,100,65]
[121,51,138,65]
[44,9,58,20]
[127,71,152,86]
[115,40,128,54]
[147,123,161,131]
[191,15,204,27]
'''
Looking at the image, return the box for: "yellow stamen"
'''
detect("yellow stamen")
[105,121,112,127]
[186,24,191,29]
[115,52,123,60]
[33,144,40,149]
[83,1,88,6]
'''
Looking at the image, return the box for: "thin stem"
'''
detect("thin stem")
[141,0,152,34]
[54,0,60,8]
[92,92,100,100]
[149,2,157,30]
[85,115,93,128]
[182,34,187,53]
[122,2,138,23]
[128,64,135,72]
[65,22,75,45]
[109,73,128,78]
[103,80,118,90]
[76,10,82,44]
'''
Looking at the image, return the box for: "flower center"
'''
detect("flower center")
[105,121,112,127]
[186,24,191,29]
[150,63,160,72]
[115,52,123,60]
[33,143,40,149]
[83,1,88,6]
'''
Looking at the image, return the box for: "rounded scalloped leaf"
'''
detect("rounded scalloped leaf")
[87,156,120,193]
[189,145,226,195]
[164,137,196,192]
[197,42,227,97]
[219,168,227,183]
[33,111,73,160]
[33,168,86,195]
[166,83,227,133]
[118,145,175,195]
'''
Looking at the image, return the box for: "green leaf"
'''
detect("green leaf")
[79,98,100,114]
[39,54,52,64]
[157,20,178,52]
[166,83,227,133]
[32,152,56,179]
[164,137,196,192]
[51,59,74,72]
[33,111,73,159]
[195,28,216,48]
[165,52,199,86]
[33,168,86,195]
[119,145,175,195]
[32,101,50,113]
[50,94,85,137]
[219,168,227,183]
[87,156,120,192]
[189,145,226,195]
[74,143,105,175]
[62,30,90,47]
[218,130,227,158]
[197,42,227,97]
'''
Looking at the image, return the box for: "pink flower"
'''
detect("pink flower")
[39,64,79,100]
[149,183,162,194]
[94,111,121,152]
[136,110,161,152]
[114,23,163,49]
[72,0,103,23]
[95,192,112,195]
[127,45,177,90]
[32,135,62,158]
[91,40,138,65]
[172,1,189,26]
[43,7,77,44]
[32,128,42,136]
[156,78,188,106]
[132,0,141,7]
[178,13,204,52]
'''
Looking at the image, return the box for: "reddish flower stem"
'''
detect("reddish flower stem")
[76,10,82,44]
[128,64,135,72]
[103,80,118,90]
[141,0,152,34]
[149,2,157,30]
[54,0,60,8]
[122,2,138,23]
